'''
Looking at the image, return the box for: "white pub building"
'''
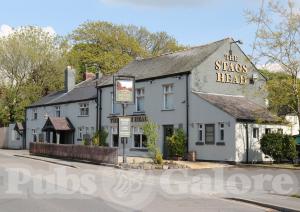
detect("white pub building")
[26,38,297,163]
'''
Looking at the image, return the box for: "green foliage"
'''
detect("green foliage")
[0,26,68,125]
[92,128,109,147]
[142,120,163,164]
[68,21,185,79]
[167,128,186,158]
[83,138,90,146]
[260,133,297,163]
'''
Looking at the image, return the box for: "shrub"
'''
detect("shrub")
[260,133,297,163]
[142,120,163,164]
[282,135,297,162]
[83,138,90,146]
[167,128,186,158]
[92,128,108,146]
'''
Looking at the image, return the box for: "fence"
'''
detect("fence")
[30,143,118,165]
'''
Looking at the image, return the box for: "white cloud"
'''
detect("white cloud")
[0,24,13,37]
[0,24,56,37]
[257,63,283,72]
[101,0,217,8]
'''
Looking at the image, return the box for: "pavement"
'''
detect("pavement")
[0,149,300,211]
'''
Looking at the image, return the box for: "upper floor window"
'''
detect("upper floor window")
[32,109,38,120]
[136,88,145,112]
[79,103,89,116]
[55,106,61,117]
[163,84,174,110]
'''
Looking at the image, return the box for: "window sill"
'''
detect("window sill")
[216,142,225,146]
[195,142,204,146]
[130,148,148,152]
[77,139,82,141]
[78,115,89,117]
[133,111,145,115]
[109,113,120,116]
[161,108,175,112]
[205,143,215,145]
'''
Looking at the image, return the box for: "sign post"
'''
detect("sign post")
[113,75,135,163]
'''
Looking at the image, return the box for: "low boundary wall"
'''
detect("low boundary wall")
[30,142,118,165]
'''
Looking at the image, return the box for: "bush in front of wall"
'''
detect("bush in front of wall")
[260,133,297,163]
[92,128,109,147]
[167,128,186,159]
[142,120,163,165]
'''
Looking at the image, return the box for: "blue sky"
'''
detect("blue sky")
[0,0,264,55]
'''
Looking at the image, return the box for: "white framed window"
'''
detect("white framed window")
[55,106,61,117]
[253,128,259,139]
[78,127,83,140]
[32,129,37,142]
[198,124,203,141]
[111,92,116,114]
[111,127,119,147]
[79,103,89,116]
[136,88,145,112]
[220,123,224,141]
[133,127,147,148]
[32,109,38,120]
[163,84,174,110]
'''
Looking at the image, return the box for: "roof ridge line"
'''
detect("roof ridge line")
[135,37,231,61]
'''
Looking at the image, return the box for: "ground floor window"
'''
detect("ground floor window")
[265,128,271,134]
[219,123,224,141]
[133,127,147,148]
[78,127,83,140]
[111,127,119,147]
[253,128,259,139]
[32,129,37,142]
[277,128,283,134]
[205,124,215,144]
[198,124,203,141]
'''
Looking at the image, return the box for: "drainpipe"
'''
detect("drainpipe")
[185,74,190,155]
[24,109,27,149]
[99,88,102,130]
[245,123,249,164]
[96,81,99,132]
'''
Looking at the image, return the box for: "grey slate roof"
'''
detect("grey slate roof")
[28,79,98,108]
[194,92,281,123]
[97,38,230,87]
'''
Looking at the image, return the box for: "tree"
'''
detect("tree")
[246,0,300,133]
[68,21,185,78]
[0,26,68,125]
[142,120,163,164]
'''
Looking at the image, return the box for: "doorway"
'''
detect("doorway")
[163,125,174,159]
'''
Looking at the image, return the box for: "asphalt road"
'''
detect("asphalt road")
[0,151,299,212]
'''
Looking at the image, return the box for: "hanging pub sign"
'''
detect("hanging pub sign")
[119,117,131,138]
[214,54,250,85]
[114,75,135,104]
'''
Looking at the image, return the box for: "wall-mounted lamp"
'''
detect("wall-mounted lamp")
[229,40,243,56]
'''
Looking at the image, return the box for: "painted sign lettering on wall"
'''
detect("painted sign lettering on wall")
[214,54,249,85]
